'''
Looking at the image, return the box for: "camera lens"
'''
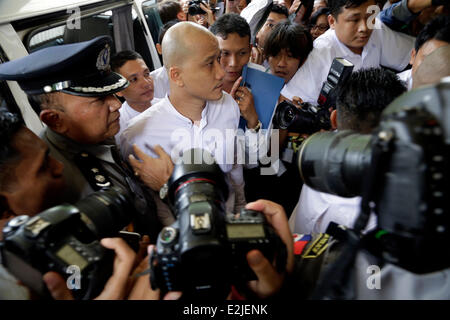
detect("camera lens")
[274,101,298,130]
[168,149,229,214]
[75,187,133,238]
[298,130,372,197]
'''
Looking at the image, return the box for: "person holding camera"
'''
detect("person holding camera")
[264,20,313,84]
[125,198,294,300]
[182,0,217,28]
[290,67,406,235]
[0,36,171,242]
[280,0,415,104]
[0,110,140,300]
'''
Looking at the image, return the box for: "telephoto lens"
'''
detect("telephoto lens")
[298,130,372,197]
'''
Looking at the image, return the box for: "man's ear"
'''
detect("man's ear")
[156,43,163,56]
[330,109,338,129]
[410,48,417,66]
[169,66,184,87]
[328,14,336,29]
[40,109,67,134]
[177,10,187,21]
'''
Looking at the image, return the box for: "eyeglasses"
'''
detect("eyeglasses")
[310,24,329,32]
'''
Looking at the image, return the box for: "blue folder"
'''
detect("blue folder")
[238,64,285,130]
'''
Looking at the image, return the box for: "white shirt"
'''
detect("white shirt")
[120,92,246,213]
[281,20,415,102]
[115,98,161,145]
[121,92,240,171]
[397,68,412,90]
[289,184,377,234]
[150,66,170,99]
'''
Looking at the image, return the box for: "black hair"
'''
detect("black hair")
[336,68,407,133]
[158,0,183,25]
[309,7,331,26]
[264,20,313,64]
[210,13,251,40]
[110,50,144,72]
[328,0,370,18]
[0,110,23,190]
[270,3,289,18]
[158,19,180,44]
[415,15,450,53]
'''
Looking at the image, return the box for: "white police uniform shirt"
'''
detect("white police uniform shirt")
[281,20,415,102]
[397,68,413,91]
[150,66,170,99]
[290,184,377,234]
[120,92,246,213]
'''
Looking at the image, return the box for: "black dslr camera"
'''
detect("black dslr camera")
[188,0,207,15]
[0,187,134,300]
[298,80,450,275]
[273,58,354,134]
[150,149,286,300]
[273,100,332,135]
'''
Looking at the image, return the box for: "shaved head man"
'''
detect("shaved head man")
[413,44,450,89]
[162,22,225,110]
[121,21,245,215]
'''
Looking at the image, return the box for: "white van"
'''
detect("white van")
[0,0,163,135]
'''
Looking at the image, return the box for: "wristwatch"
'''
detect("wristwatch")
[159,182,168,200]
[248,120,262,133]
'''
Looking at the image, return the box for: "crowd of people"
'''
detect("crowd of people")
[0,0,449,301]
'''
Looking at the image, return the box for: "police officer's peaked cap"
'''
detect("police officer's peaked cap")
[0,36,129,97]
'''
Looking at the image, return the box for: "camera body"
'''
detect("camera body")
[273,100,331,134]
[0,187,133,299]
[298,80,450,274]
[317,57,354,109]
[188,0,206,15]
[273,58,353,135]
[150,149,286,300]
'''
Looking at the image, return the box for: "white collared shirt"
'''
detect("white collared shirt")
[120,92,240,173]
[289,184,377,234]
[150,66,170,99]
[120,92,246,214]
[397,68,412,90]
[115,98,161,146]
[281,20,415,103]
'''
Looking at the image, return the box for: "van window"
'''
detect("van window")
[22,5,158,71]
[25,11,115,53]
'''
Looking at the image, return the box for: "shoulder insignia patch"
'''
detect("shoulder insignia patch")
[302,233,330,259]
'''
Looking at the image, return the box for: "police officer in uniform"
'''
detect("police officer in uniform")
[0,36,167,242]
